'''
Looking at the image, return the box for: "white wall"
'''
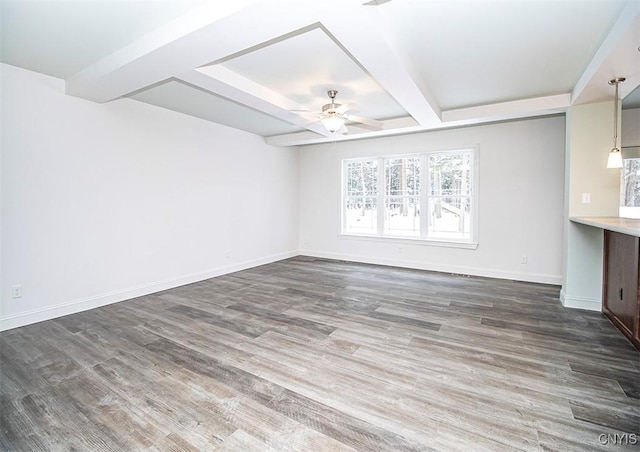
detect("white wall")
[0,63,299,331]
[561,102,619,311]
[565,102,620,218]
[299,117,566,284]
[622,108,640,147]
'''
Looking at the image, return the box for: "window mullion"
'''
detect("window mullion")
[420,154,429,239]
[377,157,385,235]
[341,160,346,234]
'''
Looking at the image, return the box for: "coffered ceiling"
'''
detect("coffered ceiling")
[2,0,639,146]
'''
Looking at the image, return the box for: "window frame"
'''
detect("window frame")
[619,146,640,219]
[340,148,479,249]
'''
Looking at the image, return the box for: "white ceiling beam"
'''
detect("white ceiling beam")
[266,116,422,147]
[442,94,571,123]
[266,94,568,147]
[66,0,320,103]
[319,1,441,127]
[179,67,332,136]
[571,0,640,105]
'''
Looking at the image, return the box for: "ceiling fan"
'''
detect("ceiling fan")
[298,90,383,135]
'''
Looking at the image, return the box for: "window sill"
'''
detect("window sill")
[338,233,478,250]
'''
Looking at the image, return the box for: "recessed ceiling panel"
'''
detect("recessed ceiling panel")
[0,0,208,79]
[381,0,628,110]
[130,80,303,137]
[220,27,408,120]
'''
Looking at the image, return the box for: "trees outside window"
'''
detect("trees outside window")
[342,149,476,243]
[385,157,421,237]
[427,153,473,240]
[620,157,640,218]
[344,159,378,234]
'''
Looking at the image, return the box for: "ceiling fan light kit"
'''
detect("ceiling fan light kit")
[321,115,346,133]
[320,90,346,132]
[310,90,382,134]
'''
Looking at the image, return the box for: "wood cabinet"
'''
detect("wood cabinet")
[602,230,640,350]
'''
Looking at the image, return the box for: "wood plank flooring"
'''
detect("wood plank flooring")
[2,256,639,451]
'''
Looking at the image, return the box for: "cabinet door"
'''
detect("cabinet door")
[603,231,639,339]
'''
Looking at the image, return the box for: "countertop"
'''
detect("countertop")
[570,216,640,237]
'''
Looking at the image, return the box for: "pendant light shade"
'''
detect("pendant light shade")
[607,77,625,169]
[607,148,623,169]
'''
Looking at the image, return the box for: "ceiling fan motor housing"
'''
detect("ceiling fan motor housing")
[323,89,340,114]
[322,103,341,114]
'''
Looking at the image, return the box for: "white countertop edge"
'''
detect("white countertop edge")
[569,216,640,238]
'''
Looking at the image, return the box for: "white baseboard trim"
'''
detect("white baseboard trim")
[299,249,563,285]
[0,250,298,332]
[559,289,601,311]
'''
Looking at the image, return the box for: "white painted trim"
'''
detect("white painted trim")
[320,3,441,126]
[559,289,601,312]
[266,110,566,147]
[2,248,567,332]
[338,233,478,250]
[0,251,297,332]
[182,67,332,137]
[66,0,317,102]
[300,249,562,285]
[442,94,570,122]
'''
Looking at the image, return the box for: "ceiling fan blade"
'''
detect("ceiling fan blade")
[302,117,323,126]
[345,114,383,130]
[287,110,320,122]
[363,0,393,5]
[336,102,356,114]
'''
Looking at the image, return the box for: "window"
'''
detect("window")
[342,149,476,245]
[385,157,421,237]
[620,147,640,219]
[343,159,378,234]
[427,152,473,240]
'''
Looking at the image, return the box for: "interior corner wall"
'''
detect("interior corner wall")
[0,63,300,331]
[298,116,566,284]
[561,101,619,311]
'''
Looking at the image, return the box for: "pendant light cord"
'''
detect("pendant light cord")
[613,80,618,150]
[609,77,625,151]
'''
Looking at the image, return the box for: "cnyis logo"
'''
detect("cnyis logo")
[598,433,638,446]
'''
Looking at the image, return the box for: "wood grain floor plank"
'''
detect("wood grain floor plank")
[91,356,235,449]
[570,400,640,436]
[2,256,639,451]
[267,389,430,452]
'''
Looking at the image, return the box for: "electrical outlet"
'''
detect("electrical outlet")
[11,285,22,299]
[521,255,528,264]
[397,246,402,254]
[581,193,591,204]
[225,250,232,259]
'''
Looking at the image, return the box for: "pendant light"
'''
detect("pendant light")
[606,77,625,169]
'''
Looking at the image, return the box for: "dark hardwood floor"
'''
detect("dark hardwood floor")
[2,256,639,451]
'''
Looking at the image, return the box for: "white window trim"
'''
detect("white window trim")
[338,233,479,250]
[341,147,479,249]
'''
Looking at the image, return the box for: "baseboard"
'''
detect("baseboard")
[0,250,298,332]
[559,289,601,311]
[299,249,563,285]
[1,249,566,332]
